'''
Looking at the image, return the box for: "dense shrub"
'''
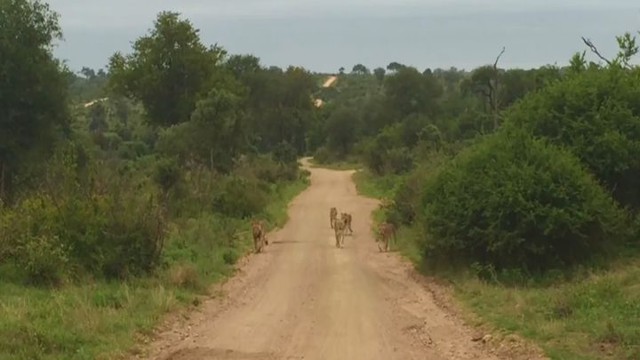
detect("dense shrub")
[387,150,449,226]
[0,147,166,284]
[505,66,640,209]
[233,154,299,183]
[163,154,301,219]
[361,124,416,175]
[312,146,335,164]
[420,129,630,273]
[160,214,249,293]
[212,175,269,218]
[272,141,298,164]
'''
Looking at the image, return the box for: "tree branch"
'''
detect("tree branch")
[493,46,506,69]
[491,47,505,130]
[581,37,612,65]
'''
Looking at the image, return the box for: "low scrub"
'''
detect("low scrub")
[385,150,450,226]
[455,259,640,360]
[1,148,165,285]
[0,163,309,359]
[505,66,640,209]
[420,129,631,273]
[360,126,414,176]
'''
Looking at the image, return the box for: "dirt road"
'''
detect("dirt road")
[322,75,337,88]
[142,159,539,360]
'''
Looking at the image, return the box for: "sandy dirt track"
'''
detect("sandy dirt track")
[140,158,544,360]
[322,75,337,88]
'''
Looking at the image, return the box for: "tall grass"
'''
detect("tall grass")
[0,174,309,360]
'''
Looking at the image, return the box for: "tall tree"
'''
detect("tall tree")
[384,66,443,118]
[108,11,225,127]
[225,54,262,79]
[325,107,359,156]
[386,62,406,72]
[156,86,246,172]
[373,67,386,84]
[460,47,505,130]
[0,0,70,201]
[352,64,370,75]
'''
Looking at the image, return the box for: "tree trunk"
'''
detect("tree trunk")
[0,161,4,204]
[0,161,13,206]
[210,148,214,172]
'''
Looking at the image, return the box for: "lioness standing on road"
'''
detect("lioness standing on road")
[252,220,267,253]
[329,207,338,229]
[341,212,353,235]
[377,222,396,252]
[334,217,346,248]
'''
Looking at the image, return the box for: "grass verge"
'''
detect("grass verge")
[454,260,640,360]
[352,169,397,199]
[0,176,309,360]
[352,166,640,360]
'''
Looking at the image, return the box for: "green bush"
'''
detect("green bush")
[420,129,630,273]
[162,214,246,287]
[0,146,167,282]
[117,140,150,160]
[312,146,338,164]
[505,66,640,209]
[361,124,415,175]
[387,151,449,226]
[212,175,269,218]
[272,141,298,164]
[153,157,182,194]
[16,234,70,286]
[233,154,299,183]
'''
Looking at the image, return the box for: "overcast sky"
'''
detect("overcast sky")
[48,0,640,73]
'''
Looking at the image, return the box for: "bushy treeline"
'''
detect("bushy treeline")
[316,37,640,275]
[0,3,313,286]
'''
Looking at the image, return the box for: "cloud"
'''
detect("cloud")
[50,0,640,30]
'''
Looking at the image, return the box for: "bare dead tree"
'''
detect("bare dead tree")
[493,46,506,68]
[581,37,612,65]
[492,47,506,130]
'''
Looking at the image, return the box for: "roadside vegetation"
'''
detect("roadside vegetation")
[0,2,312,359]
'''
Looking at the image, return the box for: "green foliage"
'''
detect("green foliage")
[163,214,248,289]
[15,233,70,286]
[385,151,450,226]
[351,64,370,75]
[154,86,245,173]
[361,124,414,175]
[325,106,359,157]
[0,0,70,201]
[420,129,630,272]
[373,67,386,83]
[241,66,318,155]
[505,66,640,209]
[384,66,443,118]
[108,11,224,127]
[68,68,109,103]
[312,146,338,164]
[153,157,182,194]
[212,175,269,219]
[272,141,298,164]
[0,145,166,282]
[456,259,640,359]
